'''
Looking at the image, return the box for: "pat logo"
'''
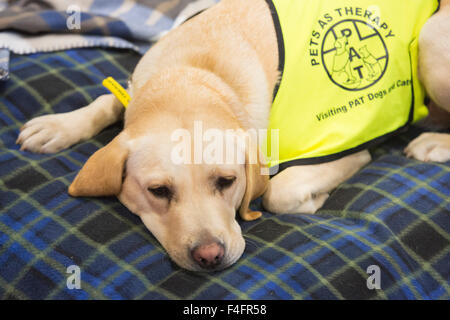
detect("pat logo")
[321,19,388,91]
[310,7,395,91]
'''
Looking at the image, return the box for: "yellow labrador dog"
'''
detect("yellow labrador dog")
[17,0,450,271]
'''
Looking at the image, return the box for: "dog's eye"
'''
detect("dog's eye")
[215,176,236,191]
[148,186,172,200]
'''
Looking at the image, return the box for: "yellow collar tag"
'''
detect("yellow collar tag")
[102,76,130,108]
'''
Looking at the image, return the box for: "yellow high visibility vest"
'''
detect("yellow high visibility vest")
[264,0,439,172]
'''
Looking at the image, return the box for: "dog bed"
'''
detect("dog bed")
[0,48,449,299]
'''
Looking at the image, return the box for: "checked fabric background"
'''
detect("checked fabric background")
[0,48,449,300]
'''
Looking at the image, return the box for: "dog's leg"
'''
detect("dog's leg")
[405,132,450,162]
[16,94,124,153]
[262,150,371,214]
[405,2,450,162]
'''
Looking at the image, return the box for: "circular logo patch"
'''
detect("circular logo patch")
[321,19,389,91]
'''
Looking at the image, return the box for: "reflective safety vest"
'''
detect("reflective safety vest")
[264,0,439,173]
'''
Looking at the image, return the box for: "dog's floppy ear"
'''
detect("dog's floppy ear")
[68,133,129,197]
[238,134,269,221]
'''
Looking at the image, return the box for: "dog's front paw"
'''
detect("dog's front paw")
[262,185,329,215]
[262,167,330,215]
[16,113,88,153]
[404,132,450,163]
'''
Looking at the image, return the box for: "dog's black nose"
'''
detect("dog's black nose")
[191,242,225,269]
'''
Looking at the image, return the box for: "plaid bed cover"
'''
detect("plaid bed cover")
[0,48,449,300]
[0,0,219,80]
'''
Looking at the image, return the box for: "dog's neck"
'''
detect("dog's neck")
[129,63,271,132]
[204,59,272,132]
[183,64,270,131]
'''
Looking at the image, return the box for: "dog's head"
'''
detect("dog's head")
[68,84,268,271]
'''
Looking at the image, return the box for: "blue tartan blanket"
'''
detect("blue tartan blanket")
[0,0,218,80]
[0,48,449,300]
